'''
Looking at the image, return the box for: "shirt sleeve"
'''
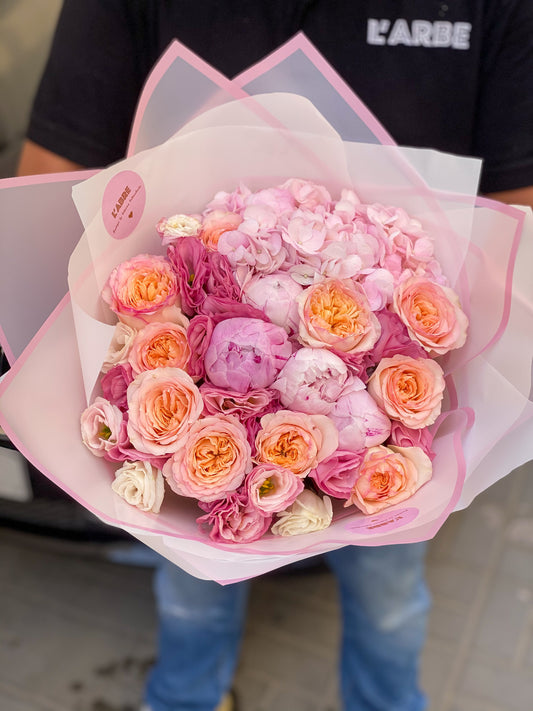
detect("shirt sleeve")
[475,0,533,193]
[26,0,146,168]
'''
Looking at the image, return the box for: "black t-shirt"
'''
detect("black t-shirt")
[27,0,533,193]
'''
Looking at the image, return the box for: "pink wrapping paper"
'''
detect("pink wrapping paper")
[1,36,532,583]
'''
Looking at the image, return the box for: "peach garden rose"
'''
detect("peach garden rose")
[393,276,468,355]
[128,321,191,375]
[346,444,432,515]
[367,354,445,429]
[163,414,252,502]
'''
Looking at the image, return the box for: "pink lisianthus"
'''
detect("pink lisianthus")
[393,276,468,355]
[205,250,241,302]
[166,235,209,316]
[346,444,432,515]
[128,322,191,375]
[364,309,428,372]
[367,355,445,429]
[199,295,266,323]
[272,347,350,415]
[186,314,214,381]
[199,210,243,250]
[101,363,134,411]
[329,378,392,451]
[126,367,203,455]
[298,279,381,355]
[200,384,278,421]
[388,421,436,461]
[281,178,332,210]
[255,410,338,477]
[197,489,273,544]
[80,396,129,457]
[242,273,303,334]
[245,463,304,515]
[163,415,252,502]
[156,213,202,246]
[204,317,292,393]
[309,449,365,499]
[102,254,179,322]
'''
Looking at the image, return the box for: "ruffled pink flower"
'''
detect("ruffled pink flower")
[242,273,303,334]
[245,463,304,515]
[388,421,436,461]
[163,415,252,502]
[186,315,214,381]
[281,178,332,210]
[365,310,428,369]
[204,317,292,393]
[156,213,202,246]
[80,397,129,458]
[272,348,350,415]
[197,489,273,543]
[166,236,209,316]
[205,250,241,302]
[245,186,295,215]
[101,363,134,411]
[199,296,266,323]
[309,449,365,499]
[329,378,391,451]
[281,209,328,255]
[200,384,278,421]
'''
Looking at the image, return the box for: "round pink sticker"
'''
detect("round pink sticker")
[102,170,146,239]
[346,507,418,535]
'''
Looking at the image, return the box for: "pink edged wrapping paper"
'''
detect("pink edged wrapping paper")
[0,36,532,584]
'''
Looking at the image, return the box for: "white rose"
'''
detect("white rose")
[156,214,202,245]
[271,490,333,536]
[111,461,165,513]
[102,322,138,373]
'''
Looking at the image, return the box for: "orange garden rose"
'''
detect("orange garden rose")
[346,444,432,514]
[128,321,191,375]
[163,415,252,502]
[126,367,203,455]
[255,410,338,477]
[297,279,380,354]
[393,276,468,355]
[367,354,445,429]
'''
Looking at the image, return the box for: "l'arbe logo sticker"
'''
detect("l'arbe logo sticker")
[346,507,418,534]
[102,170,146,239]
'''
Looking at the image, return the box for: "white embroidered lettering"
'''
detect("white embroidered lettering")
[433,21,453,47]
[411,20,433,47]
[452,22,472,50]
[387,19,413,46]
[367,18,390,45]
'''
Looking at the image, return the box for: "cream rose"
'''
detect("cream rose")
[367,354,445,429]
[111,461,165,513]
[393,276,468,355]
[101,322,138,373]
[271,490,333,536]
[346,444,432,515]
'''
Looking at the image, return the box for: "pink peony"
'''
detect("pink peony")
[367,355,445,429]
[309,449,365,499]
[272,347,350,415]
[163,415,252,502]
[197,489,273,543]
[245,463,304,515]
[329,378,391,451]
[242,272,303,334]
[204,317,292,393]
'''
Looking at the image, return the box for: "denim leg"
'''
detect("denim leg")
[326,542,430,711]
[145,558,250,711]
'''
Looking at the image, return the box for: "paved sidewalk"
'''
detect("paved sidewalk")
[1,460,533,711]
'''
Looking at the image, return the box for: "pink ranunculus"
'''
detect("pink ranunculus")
[80,396,128,457]
[272,347,350,415]
[393,276,468,355]
[166,235,209,316]
[245,463,304,515]
[388,421,436,460]
[199,209,243,250]
[126,367,203,455]
[271,490,333,536]
[309,449,365,499]
[102,254,179,321]
[204,317,293,393]
[101,363,134,410]
[156,213,202,246]
[255,410,338,477]
[128,322,191,375]
[281,178,332,210]
[298,279,381,355]
[346,444,432,515]
[197,489,272,544]
[186,314,214,381]
[163,415,252,502]
[367,355,445,429]
[329,378,392,451]
[242,272,303,334]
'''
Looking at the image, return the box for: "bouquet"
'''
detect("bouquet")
[81,177,469,544]
[1,36,532,582]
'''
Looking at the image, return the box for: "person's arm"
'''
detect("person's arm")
[484,186,533,210]
[17,139,84,176]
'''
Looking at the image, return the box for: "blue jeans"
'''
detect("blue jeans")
[145,543,430,711]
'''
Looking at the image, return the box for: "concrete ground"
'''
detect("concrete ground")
[1,460,533,711]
